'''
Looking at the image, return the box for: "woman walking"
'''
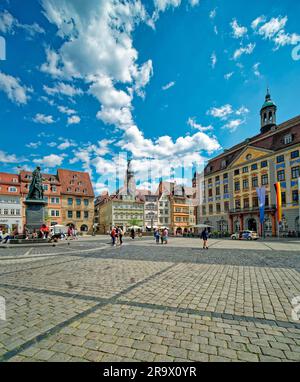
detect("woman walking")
[201,228,209,249]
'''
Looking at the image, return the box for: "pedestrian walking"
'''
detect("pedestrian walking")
[154,228,160,244]
[130,228,135,240]
[201,228,209,249]
[111,227,117,246]
[118,227,123,245]
[163,228,168,244]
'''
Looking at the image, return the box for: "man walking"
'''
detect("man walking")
[201,228,209,249]
[111,227,117,246]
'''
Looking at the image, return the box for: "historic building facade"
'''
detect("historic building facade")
[0,173,22,233]
[57,169,94,233]
[197,91,300,236]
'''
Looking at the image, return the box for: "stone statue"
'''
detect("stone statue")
[27,166,45,200]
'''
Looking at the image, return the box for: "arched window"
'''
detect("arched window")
[80,224,88,232]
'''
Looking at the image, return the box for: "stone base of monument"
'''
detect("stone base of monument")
[24,199,48,232]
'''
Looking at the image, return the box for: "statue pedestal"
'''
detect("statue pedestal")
[24,199,47,232]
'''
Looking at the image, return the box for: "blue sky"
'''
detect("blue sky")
[0,0,300,194]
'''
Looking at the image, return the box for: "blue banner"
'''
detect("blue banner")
[256,187,266,224]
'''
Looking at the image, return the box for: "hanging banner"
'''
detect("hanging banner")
[256,186,266,224]
[274,182,282,222]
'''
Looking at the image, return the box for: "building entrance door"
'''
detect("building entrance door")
[248,218,257,232]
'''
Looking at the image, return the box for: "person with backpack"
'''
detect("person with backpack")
[201,228,209,249]
[111,227,116,246]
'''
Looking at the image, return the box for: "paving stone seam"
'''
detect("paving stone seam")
[0,263,177,362]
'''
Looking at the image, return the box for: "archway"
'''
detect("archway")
[80,224,88,232]
[176,227,183,235]
[248,218,257,232]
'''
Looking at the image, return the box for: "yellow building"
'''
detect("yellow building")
[197,90,300,237]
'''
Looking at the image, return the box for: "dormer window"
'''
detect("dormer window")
[75,188,80,192]
[12,178,18,183]
[67,187,71,192]
[284,134,293,145]
[73,175,78,180]
[221,160,227,169]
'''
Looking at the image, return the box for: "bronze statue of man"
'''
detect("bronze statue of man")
[27,166,45,200]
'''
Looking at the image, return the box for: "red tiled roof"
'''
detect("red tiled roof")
[0,172,21,195]
[57,169,94,197]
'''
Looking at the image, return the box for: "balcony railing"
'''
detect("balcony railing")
[229,205,276,214]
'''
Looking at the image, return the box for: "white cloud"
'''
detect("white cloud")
[222,119,245,132]
[34,154,64,167]
[67,115,80,125]
[40,48,64,78]
[253,62,261,77]
[256,16,288,39]
[0,150,20,163]
[26,142,42,149]
[154,0,181,13]
[57,105,76,115]
[43,82,83,97]
[251,16,266,30]
[211,51,217,68]
[208,104,233,119]
[233,43,256,60]
[57,139,77,150]
[189,0,200,6]
[187,118,213,132]
[224,72,234,80]
[0,10,14,33]
[0,10,44,36]
[231,19,247,39]
[209,8,217,19]
[236,106,249,116]
[0,71,32,104]
[252,15,300,50]
[33,113,55,124]
[162,81,176,91]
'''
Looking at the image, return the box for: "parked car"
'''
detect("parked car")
[231,230,259,240]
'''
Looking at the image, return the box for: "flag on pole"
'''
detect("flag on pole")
[274,182,282,222]
[256,186,266,224]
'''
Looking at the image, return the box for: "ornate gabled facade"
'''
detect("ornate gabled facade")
[197,90,300,237]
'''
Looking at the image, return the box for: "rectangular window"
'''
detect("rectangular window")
[261,161,268,168]
[252,177,258,188]
[76,211,81,219]
[251,163,258,171]
[244,198,250,209]
[224,201,229,212]
[265,195,269,206]
[84,199,89,206]
[68,211,73,219]
[292,166,300,179]
[216,203,221,213]
[234,169,240,176]
[202,206,206,216]
[208,189,213,197]
[282,192,286,206]
[252,197,258,208]
[277,155,284,163]
[223,173,228,179]
[277,170,285,182]
[209,205,213,215]
[292,190,299,203]
[215,176,220,182]
[216,186,220,196]
[76,198,81,206]
[291,150,299,159]
[284,134,293,145]
[68,198,73,206]
[234,181,240,191]
[235,200,241,210]
[242,166,249,173]
[84,211,89,219]
[224,184,228,194]
[243,179,249,190]
[261,174,269,185]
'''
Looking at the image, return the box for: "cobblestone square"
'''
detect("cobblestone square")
[0,237,300,362]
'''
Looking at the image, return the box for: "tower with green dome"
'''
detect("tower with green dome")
[260,88,277,134]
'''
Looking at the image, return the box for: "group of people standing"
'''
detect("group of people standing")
[154,228,169,244]
[110,226,124,246]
